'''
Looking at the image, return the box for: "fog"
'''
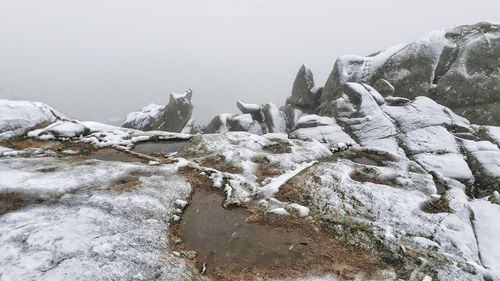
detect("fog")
[0,0,498,125]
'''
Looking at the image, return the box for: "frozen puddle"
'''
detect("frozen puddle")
[132,141,188,155]
[174,182,390,280]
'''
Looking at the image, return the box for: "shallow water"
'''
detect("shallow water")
[89,148,145,163]
[132,141,187,155]
[177,187,385,279]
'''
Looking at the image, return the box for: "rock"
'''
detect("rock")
[261,103,286,133]
[321,22,500,125]
[123,89,194,133]
[236,101,263,122]
[361,83,385,105]
[373,79,395,97]
[286,64,321,111]
[320,82,402,156]
[461,139,500,197]
[204,113,235,134]
[489,191,500,205]
[28,121,91,139]
[384,96,411,106]
[289,114,355,144]
[0,99,63,140]
[280,104,304,131]
[228,114,263,135]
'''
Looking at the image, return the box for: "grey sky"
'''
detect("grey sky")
[0,0,498,125]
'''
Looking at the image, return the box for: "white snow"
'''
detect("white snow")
[122,103,164,130]
[0,156,196,280]
[0,99,63,140]
[470,200,500,278]
[413,153,473,180]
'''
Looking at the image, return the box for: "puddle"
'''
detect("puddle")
[132,141,188,155]
[349,156,380,166]
[88,148,146,163]
[175,173,388,280]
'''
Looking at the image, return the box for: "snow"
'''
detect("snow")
[236,101,261,113]
[122,103,164,130]
[470,200,500,278]
[0,99,63,140]
[402,126,459,155]
[485,126,500,146]
[413,153,473,180]
[382,97,470,133]
[258,161,316,198]
[0,156,196,280]
[28,120,89,138]
[269,208,290,216]
[290,125,355,144]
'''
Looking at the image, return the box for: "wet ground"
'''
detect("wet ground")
[173,169,389,280]
[132,141,187,155]
[87,148,147,163]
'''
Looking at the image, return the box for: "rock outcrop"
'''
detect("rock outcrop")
[123,89,194,133]
[321,22,500,125]
[286,64,322,112]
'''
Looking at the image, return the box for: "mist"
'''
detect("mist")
[0,0,498,125]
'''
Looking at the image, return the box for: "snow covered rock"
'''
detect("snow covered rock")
[461,139,500,197]
[373,79,395,97]
[28,120,90,139]
[289,115,354,145]
[321,22,500,125]
[286,147,494,280]
[204,113,234,134]
[122,89,194,133]
[228,114,263,135]
[286,64,321,111]
[281,104,304,131]
[262,102,286,133]
[236,101,263,122]
[0,99,63,140]
[0,156,199,280]
[320,82,402,156]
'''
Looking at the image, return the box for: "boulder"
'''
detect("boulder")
[228,114,263,135]
[123,89,194,133]
[0,99,63,140]
[204,113,235,134]
[321,22,500,125]
[261,103,286,133]
[286,64,321,111]
[236,101,263,122]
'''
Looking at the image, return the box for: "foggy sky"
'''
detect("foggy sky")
[0,0,498,125]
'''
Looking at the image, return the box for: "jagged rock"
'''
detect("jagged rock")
[373,79,395,97]
[261,103,286,133]
[228,114,263,135]
[0,99,63,140]
[123,89,194,133]
[281,104,304,131]
[236,101,263,122]
[286,64,321,111]
[321,22,500,125]
[320,82,402,156]
[204,113,234,134]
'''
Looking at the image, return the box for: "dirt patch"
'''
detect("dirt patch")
[197,155,244,174]
[262,139,292,154]
[172,169,390,281]
[110,176,141,192]
[421,197,453,214]
[0,192,46,215]
[275,182,305,203]
[350,170,384,185]
[1,139,59,150]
